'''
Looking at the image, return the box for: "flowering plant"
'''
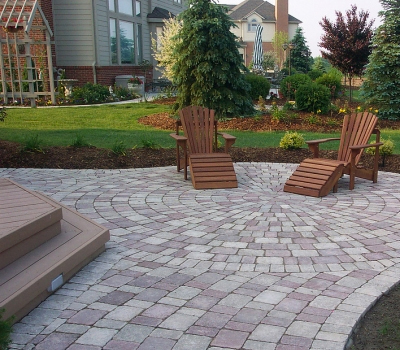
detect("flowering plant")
[129,77,143,85]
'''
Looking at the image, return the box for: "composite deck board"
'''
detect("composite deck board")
[0,179,110,322]
[0,179,62,254]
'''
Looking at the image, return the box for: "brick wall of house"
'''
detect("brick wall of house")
[275,0,289,34]
[59,66,154,89]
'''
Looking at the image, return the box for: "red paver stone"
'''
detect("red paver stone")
[68,309,107,326]
[211,329,248,349]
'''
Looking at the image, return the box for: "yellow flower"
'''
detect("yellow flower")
[357,106,361,110]
[375,109,379,113]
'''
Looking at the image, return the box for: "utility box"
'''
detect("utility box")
[115,75,133,89]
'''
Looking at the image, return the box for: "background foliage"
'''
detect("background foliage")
[361,0,400,120]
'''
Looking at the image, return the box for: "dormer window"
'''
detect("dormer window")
[248,19,258,32]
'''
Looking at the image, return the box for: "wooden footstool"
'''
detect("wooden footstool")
[284,158,344,197]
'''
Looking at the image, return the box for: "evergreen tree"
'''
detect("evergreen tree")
[312,56,330,72]
[172,0,254,118]
[288,27,313,73]
[361,0,400,120]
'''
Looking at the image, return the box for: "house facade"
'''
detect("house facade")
[38,0,186,86]
[1,0,299,96]
[226,0,301,66]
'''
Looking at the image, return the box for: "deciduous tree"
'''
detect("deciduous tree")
[319,5,374,101]
[361,0,400,120]
[271,31,288,69]
[151,16,182,81]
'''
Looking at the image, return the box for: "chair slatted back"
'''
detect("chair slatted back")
[337,112,378,165]
[179,106,216,154]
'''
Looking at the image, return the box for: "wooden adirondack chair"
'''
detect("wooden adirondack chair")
[284,112,383,197]
[170,106,238,189]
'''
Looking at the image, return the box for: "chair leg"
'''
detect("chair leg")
[183,148,188,180]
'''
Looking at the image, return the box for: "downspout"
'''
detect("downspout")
[92,0,98,84]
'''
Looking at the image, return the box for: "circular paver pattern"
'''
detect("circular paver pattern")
[2,163,400,350]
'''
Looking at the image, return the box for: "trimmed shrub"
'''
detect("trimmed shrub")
[295,82,331,114]
[280,74,311,99]
[315,73,342,98]
[365,138,394,156]
[71,83,110,104]
[279,131,304,149]
[245,74,271,100]
[308,69,323,81]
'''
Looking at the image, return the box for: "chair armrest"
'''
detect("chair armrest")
[217,132,236,153]
[306,138,340,158]
[349,142,384,151]
[170,133,187,142]
[306,137,340,145]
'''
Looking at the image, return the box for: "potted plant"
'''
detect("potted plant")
[127,76,143,95]
[128,76,143,86]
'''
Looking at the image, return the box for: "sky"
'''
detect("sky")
[217,0,384,57]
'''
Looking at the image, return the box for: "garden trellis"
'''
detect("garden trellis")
[0,0,55,106]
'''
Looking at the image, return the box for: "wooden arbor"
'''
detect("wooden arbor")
[284,112,383,197]
[0,0,55,106]
[170,106,238,190]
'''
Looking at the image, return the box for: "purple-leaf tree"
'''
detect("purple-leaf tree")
[319,5,374,101]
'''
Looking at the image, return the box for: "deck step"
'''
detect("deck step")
[0,179,63,269]
[0,179,110,322]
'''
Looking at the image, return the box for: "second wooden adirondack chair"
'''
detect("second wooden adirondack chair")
[170,106,238,190]
[284,112,383,197]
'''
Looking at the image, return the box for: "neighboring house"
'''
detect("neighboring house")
[39,0,186,86]
[225,0,301,66]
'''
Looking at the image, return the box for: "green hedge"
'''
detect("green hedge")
[280,74,311,99]
[244,74,271,100]
[295,82,331,114]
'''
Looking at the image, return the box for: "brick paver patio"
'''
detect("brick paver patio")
[2,162,400,350]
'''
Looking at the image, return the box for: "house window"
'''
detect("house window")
[173,0,182,4]
[156,26,163,51]
[248,19,258,32]
[118,0,133,15]
[120,20,135,63]
[109,0,115,12]
[137,24,143,62]
[108,4,142,65]
[135,1,141,16]
[110,18,117,64]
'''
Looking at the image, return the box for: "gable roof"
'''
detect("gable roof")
[228,0,301,23]
[0,0,53,35]
[147,7,175,20]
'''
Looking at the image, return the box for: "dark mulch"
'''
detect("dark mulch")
[0,140,399,174]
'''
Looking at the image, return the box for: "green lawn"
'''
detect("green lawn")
[1,102,399,153]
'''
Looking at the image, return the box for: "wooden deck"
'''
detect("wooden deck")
[0,179,110,323]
